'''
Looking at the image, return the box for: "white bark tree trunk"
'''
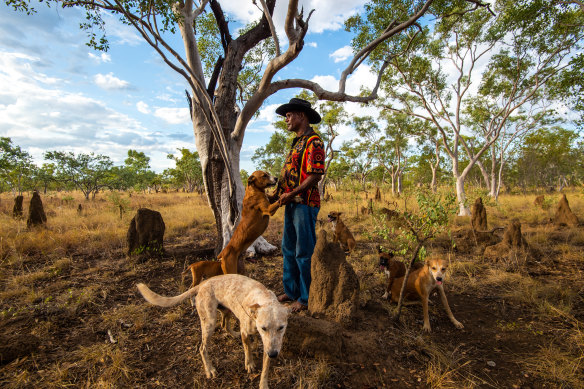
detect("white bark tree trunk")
[455,176,471,216]
[430,164,437,193]
[475,159,491,192]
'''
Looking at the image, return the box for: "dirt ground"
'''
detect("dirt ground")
[1,195,584,388]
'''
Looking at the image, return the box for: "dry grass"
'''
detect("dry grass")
[0,191,214,261]
[537,312,584,388]
[523,342,584,388]
[1,188,583,388]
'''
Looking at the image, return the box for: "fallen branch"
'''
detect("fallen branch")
[393,239,427,321]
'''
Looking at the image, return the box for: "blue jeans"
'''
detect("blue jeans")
[282,203,319,306]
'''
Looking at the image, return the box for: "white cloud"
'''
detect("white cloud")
[156,93,179,103]
[311,74,338,91]
[256,103,281,124]
[88,52,111,63]
[219,0,367,40]
[0,50,171,168]
[94,72,131,90]
[306,42,318,48]
[154,107,190,124]
[330,45,353,63]
[136,101,150,114]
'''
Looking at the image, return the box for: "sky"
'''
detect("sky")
[0,0,381,173]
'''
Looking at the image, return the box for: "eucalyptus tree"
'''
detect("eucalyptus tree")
[511,127,581,190]
[251,121,291,177]
[120,149,156,192]
[33,163,57,194]
[44,151,114,199]
[348,0,584,215]
[315,100,346,196]
[413,121,443,192]
[166,149,204,193]
[464,99,559,199]
[376,111,416,195]
[347,116,382,190]
[0,137,35,195]
[8,0,490,250]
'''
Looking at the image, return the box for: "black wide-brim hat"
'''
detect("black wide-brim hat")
[276,98,321,124]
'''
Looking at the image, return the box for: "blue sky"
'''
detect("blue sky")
[0,0,379,173]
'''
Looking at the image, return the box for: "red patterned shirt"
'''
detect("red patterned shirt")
[275,131,325,207]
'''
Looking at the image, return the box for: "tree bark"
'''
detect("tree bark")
[455,176,471,216]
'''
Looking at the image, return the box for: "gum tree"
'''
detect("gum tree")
[45,151,114,199]
[7,0,490,251]
[348,0,584,215]
[0,137,35,195]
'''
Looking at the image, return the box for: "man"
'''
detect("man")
[272,98,325,312]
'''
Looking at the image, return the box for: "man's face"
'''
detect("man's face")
[285,111,304,132]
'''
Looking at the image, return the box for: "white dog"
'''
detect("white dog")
[137,274,290,389]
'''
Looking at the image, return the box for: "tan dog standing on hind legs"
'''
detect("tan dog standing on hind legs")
[327,211,356,253]
[137,274,290,389]
[391,256,463,332]
[219,171,283,275]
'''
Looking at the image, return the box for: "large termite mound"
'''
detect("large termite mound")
[471,197,487,231]
[483,220,536,270]
[127,208,165,259]
[553,194,579,227]
[12,195,23,219]
[375,187,381,201]
[27,191,47,228]
[308,230,360,326]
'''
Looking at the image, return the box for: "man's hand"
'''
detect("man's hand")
[278,174,321,205]
[267,191,279,204]
[278,192,296,205]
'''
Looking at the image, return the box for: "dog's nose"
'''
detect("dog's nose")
[268,350,279,359]
[436,277,443,282]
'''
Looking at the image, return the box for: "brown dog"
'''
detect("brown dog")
[378,247,423,300]
[182,261,223,288]
[327,211,356,253]
[219,171,282,275]
[390,256,463,332]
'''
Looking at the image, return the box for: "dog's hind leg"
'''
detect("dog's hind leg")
[241,330,256,373]
[196,295,218,378]
[219,309,239,338]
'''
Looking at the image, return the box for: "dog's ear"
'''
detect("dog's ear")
[249,303,261,319]
[247,175,256,186]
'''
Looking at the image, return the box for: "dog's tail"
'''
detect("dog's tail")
[137,283,199,307]
[181,263,194,277]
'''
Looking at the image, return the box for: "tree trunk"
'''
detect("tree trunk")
[455,176,471,216]
[430,164,437,193]
[487,144,496,197]
[494,158,505,201]
[397,172,402,195]
[190,96,275,255]
[475,159,491,193]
